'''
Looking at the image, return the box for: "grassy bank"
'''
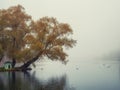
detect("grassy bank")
[0,67,32,72]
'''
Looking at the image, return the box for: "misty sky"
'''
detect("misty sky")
[0,0,120,61]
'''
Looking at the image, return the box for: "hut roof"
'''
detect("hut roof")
[4,61,12,64]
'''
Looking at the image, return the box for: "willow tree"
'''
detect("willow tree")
[0,5,76,70]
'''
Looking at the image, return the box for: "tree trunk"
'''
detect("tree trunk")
[19,54,40,70]
[0,55,3,62]
[12,58,16,68]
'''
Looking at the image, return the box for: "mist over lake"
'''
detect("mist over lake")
[0,0,120,90]
[0,60,120,90]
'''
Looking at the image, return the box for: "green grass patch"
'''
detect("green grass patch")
[0,67,4,70]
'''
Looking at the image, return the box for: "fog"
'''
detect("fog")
[0,0,120,61]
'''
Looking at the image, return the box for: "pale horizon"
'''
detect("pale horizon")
[0,0,120,61]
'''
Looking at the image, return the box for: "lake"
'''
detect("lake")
[0,60,120,90]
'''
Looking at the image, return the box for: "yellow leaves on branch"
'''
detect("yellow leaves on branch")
[0,44,3,55]
[23,16,76,61]
[14,49,31,62]
[24,34,36,44]
[0,5,31,31]
[0,5,76,63]
[31,41,44,51]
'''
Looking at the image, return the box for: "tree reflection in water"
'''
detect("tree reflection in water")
[0,72,75,90]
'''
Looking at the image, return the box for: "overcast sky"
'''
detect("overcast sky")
[0,0,120,61]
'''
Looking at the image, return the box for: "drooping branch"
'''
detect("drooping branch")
[20,56,39,69]
[19,51,43,69]
[0,6,76,71]
[0,55,3,62]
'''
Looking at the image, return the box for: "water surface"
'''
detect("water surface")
[0,60,120,90]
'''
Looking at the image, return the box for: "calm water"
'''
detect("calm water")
[0,60,120,90]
